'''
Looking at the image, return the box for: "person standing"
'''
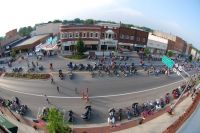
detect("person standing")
[44,94,50,104]
[57,86,60,93]
[51,77,54,84]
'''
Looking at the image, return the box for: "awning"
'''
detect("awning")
[118,42,133,46]
[84,41,99,45]
[0,115,18,133]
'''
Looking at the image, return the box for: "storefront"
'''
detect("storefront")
[147,34,168,55]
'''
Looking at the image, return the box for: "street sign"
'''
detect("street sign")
[162,55,175,69]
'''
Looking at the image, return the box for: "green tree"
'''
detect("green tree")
[144,48,150,56]
[188,55,193,62]
[167,50,174,57]
[18,26,33,37]
[85,19,94,24]
[76,38,85,55]
[53,19,62,23]
[47,108,70,133]
[0,36,4,41]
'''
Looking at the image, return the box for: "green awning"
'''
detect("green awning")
[0,115,18,133]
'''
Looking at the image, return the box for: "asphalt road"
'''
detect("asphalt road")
[0,55,197,125]
[0,71,192,125]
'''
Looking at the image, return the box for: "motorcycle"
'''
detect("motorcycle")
[81,106,92,120]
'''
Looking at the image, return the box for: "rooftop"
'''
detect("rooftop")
[14,34,49,48]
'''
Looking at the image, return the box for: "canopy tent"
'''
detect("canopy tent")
[0,115,18,133]
[35,36,58,52]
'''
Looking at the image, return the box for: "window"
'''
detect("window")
[64,32,68,38]
[61,33,65,39]
[137,37,140,41]
[95,32,98,38]
[102,33,105,38]
[82,32,86,38]
[90,32,93,38]
[108,34,112,39]
[130,36,134,40]
[143,38,146,42]
[120,34,125,39]
[64,46,69,51]
[69,32,73,38]
[125,35,129,39]
[75,32,79,38]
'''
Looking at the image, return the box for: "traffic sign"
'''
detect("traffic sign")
[162,55,175,69]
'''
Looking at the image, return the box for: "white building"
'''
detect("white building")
[31,23,61,36]
[191,48,197,59]
[147,34,168,55]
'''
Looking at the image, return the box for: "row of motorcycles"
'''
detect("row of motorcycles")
[0,97,29,115]
[107,83,195,123]
[88,55,130,61]
[67,62,138,77]
[13,67,23,73]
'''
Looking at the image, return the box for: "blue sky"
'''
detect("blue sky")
[0,0,199,49]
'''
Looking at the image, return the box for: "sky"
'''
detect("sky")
[0,0,200,49]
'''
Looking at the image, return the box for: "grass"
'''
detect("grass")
[64,54,87,60]
[4,73,50,79]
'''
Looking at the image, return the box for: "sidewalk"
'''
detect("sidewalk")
[113,96,193,133]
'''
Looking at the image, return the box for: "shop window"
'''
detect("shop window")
[108,47,115,51]
[101,45,107,50]
[64,46,69,51]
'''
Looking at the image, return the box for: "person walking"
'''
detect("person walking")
[51,77,54,84]
[44,94,50,104]
[57,86,60,93]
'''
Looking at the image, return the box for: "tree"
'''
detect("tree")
[53,19,62,23]
[189,55,193,62]
[76,38,85,55]
[144,48,150,56]
[0,36,4,41]
[74,18,81,23]
[167,50,174,57]
[18,26,33,37]
[84,19,94,24]
[47,108,70,133]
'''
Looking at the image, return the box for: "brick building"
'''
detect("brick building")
[152,31,188,55]
[60,23,149,55]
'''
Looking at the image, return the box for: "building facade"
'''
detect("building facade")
[0,29,21,57]
[31,23,61,36]
[60,23,149,55]
[152,31,187,55]
[147,33,168,55]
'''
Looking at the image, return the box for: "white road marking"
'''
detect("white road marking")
[0,79,184,99]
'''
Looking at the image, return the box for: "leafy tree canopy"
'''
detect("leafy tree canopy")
[47,107,70,133]
[76,38,85,55]
[18,26,33,37]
